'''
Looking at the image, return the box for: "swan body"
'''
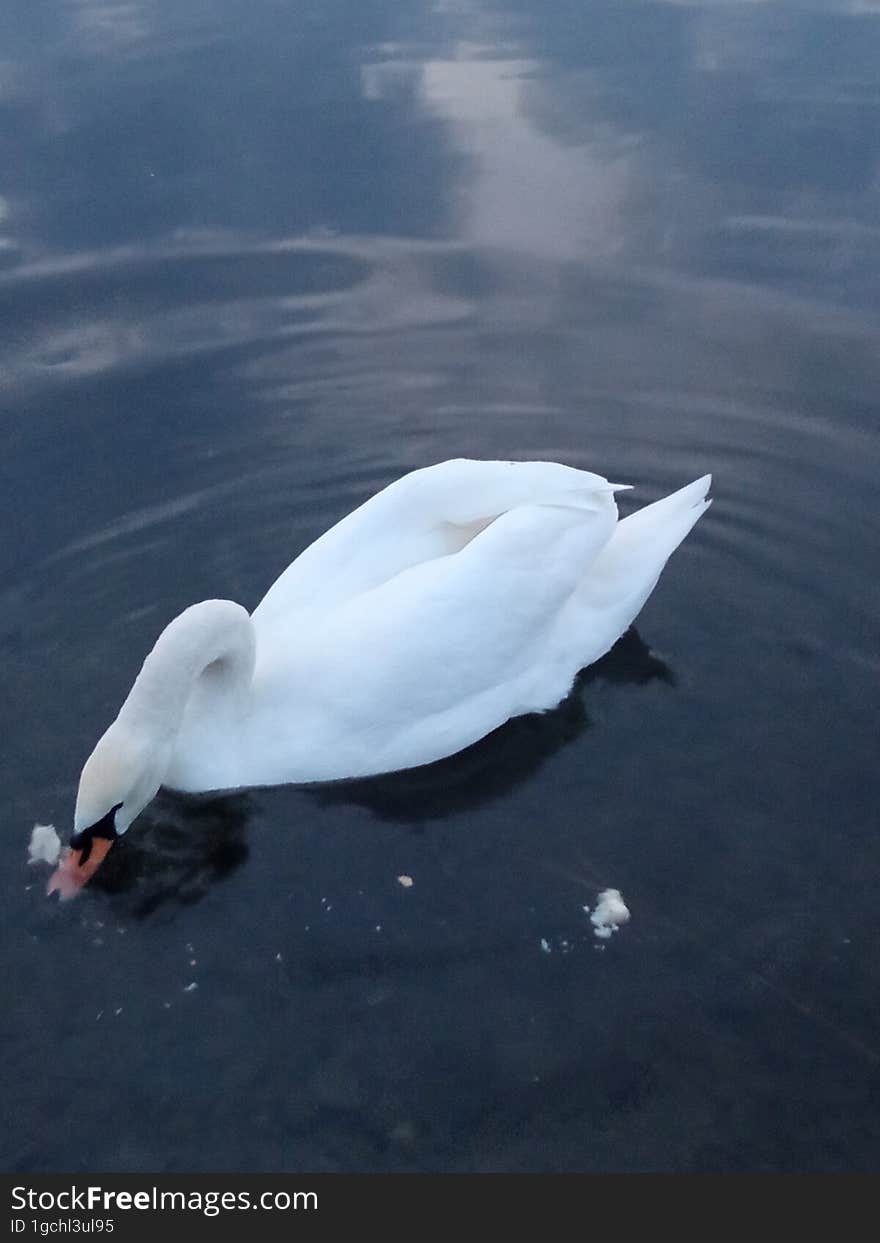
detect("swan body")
[54,459,710,892]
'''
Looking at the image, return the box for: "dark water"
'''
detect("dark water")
[2,0,879,1173]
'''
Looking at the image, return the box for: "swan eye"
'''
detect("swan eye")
[71,801,123,864]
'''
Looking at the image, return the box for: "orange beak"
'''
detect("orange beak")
[47,837,115,900]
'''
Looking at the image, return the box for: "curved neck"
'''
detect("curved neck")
[118,600,256,744]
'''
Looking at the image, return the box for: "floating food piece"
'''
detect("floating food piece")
[28,824,61,867]
[589,888,631,939]
[397,874,413,888]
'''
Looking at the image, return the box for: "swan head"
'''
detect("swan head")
[47,721,169,899]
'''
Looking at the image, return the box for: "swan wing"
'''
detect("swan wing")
[252,458,622,632]
[245,490,620,783]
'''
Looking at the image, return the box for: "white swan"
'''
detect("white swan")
[48,458,711,896]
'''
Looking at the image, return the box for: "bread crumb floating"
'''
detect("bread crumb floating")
[28,824,61,867]
[587,889,631,940]
[182,982,198,993]
[397,874,413,888]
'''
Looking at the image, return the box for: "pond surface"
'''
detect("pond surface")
[2,0,879,1172]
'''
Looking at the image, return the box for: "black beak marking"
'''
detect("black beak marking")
[71,802,123,865]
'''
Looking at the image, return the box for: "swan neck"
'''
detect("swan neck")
[118,600,256,743]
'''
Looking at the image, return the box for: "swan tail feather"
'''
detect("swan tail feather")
[605,474,711,558]
[578,475,712,611]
